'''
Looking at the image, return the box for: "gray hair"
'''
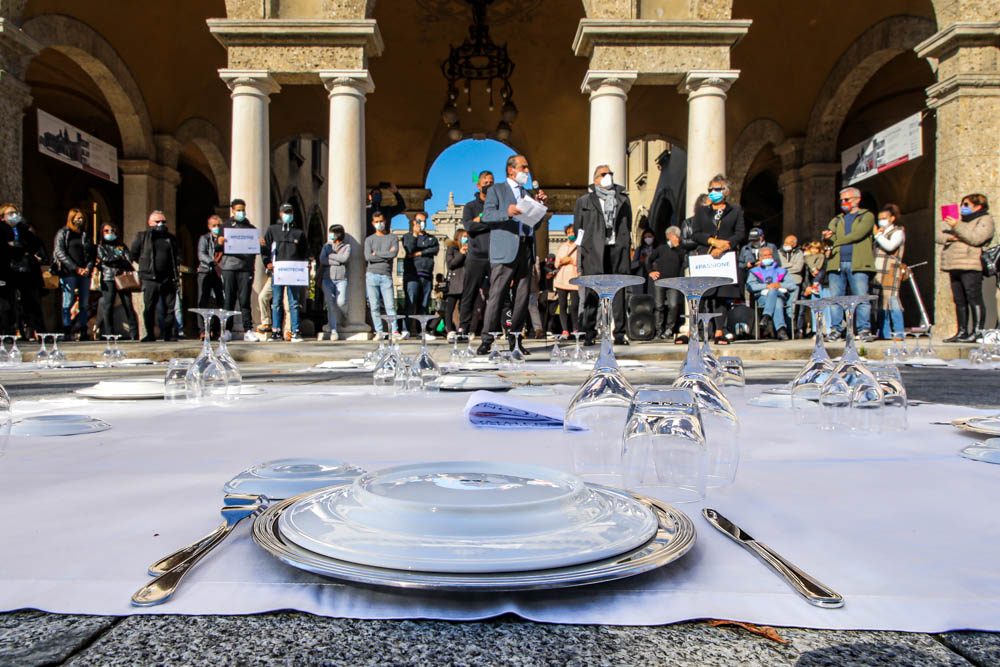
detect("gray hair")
[708,174,730,191]
[839,186,861,199]
[505,155,525,173]
[696,193,711,207]
[593,164,611,180]
[665,225,681,237]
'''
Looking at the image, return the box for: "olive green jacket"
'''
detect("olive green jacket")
[826,209,876,272]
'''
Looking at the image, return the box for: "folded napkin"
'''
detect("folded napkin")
[463,390,580,430]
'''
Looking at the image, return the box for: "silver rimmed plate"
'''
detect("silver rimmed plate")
[952,416,1000,437]
[252,484,695,591]
[427,374,513,392]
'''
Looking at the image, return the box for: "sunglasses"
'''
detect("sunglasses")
[709,187,725,192]
[840,198,855,203]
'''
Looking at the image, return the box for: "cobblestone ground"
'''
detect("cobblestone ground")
[2,353,997,666]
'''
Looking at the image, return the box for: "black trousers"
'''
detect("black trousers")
[444,294,461,332]
[655,286,683,335]
[99,279,138,338]
[0,285,15,335]
[222,269,253,332]
[197,271,225,332]
[483,243,532,340]
[11,276,47,337]
[949,269,985,330]
[459,256,491,333]
[142,278,176,339]
[556,289,579,332]
[581,244,629,337]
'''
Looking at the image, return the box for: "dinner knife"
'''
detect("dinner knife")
[702,508,844,609]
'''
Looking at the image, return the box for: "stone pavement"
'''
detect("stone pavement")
[1,353,998,666]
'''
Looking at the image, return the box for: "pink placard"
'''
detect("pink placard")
[941,203,959,220]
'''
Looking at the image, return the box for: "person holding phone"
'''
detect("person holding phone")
[937,193,994,342]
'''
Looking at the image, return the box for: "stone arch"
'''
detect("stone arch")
[175,117,231,205]
[22,14,154,160]
[804,15,936,163]
[727,118,785,203]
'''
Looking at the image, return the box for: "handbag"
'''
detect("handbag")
[114,270,141,292]
[982,245,1000,277]
[41,269,59,290]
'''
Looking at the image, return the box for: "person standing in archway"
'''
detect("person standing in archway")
[458,170,494,340]
[130,211,179,342]
[365,183,405,238]
[938,193,994,342]
[2,204,49,339]
[53,208,96,340]
[401,211,439,339]
[822,186,876,342]
[261,203,308,342]
[96,222,138,339]
[195,215,225,339]
[219,198,262,341]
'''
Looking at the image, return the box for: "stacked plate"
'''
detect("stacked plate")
[952,415,1000,437]
[11,414,111,436]
[426,374,512,391]
[253,461,696,591]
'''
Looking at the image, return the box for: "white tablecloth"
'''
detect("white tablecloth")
[1,380,998,631]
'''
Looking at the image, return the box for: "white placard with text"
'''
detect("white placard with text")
[687,251,738,285]
[223,227,260,254]
[273,261,310,286]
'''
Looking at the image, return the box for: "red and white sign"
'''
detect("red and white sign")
[37,109,119,184]
[841,112,923,186]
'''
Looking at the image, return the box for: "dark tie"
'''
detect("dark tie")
[518,186,526,199]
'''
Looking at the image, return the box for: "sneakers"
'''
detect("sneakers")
[290,332,304,342]
[316,332,329,341]
[222,330,232,342]
[256,324,270,335]
[776,327,790,341]
[330,331,339,341]
[243,331,259,342]
[399,330,411,340]
[268,331,283,342]
[857,330,874,343]
[825,330,843,342]
[447,331,457,342]
[424,333,437,341]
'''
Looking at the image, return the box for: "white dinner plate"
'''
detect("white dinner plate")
[10,414,111,437]
[508,385,557,397]
[278,461,659,573]
[314,360,363,370]
[959,446,1000,465]
[427,374,512,391]
[905,358,950,367]
[115,358,155,365]
[76,379,164,400]
[961,416,1000,436]
[55,360,97,369]
[457,361,499,371]
[224,458,365,499]
[239,384,265,396]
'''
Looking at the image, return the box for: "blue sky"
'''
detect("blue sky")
[390,138,571,231]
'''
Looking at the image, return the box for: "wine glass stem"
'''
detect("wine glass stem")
[681,294,705,375]
[201,314,213,356]
[813,311,826,356]
[842,305,859,362]
[597,294,614,364]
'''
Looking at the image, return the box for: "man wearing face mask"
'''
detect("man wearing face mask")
[219,198,260,341]
[647,226,686,340]
[261,203,308,342]
[401,212,439,338]
[777,235,805,336]
[364,211,401,338]
[746,246,795,340]
[477,154,548,356]
[2,204,49,338]
[195,215,226,339]
[365,183,406,237]
[52,209,97,340]
[822,186,876,342]
[130,211,180,341]
[573,164,633,346]
[459,170,494,340]
[318,224,350,341]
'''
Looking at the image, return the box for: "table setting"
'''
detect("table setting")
[0,276,999,632]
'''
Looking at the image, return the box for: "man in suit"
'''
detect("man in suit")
[476,154,548,355]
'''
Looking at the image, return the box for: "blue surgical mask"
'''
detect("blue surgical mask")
[7,213,22,225]
[281,213,293,224]
[234,211,245,222]
[328,233,336,241]
[103,233,116,242]
[461,236,468,245]
[708,190,724,204]
[761,257,774,267]
[961,205,973,216]
[211,226,220,235]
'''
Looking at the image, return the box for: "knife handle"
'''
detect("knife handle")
[745,541,844,608]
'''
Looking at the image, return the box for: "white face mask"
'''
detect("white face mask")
[643,237,653,246]
[878,219,890,228]
[782,245,792,252]
[599,173,613,189]
[374,222,385,232]
[515,170,529,186]
[417,220,426,231]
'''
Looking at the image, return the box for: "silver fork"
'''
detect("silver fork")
[131,503,263,607]
[146,494,262,575]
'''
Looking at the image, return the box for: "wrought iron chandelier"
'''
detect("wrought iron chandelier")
[440,0,518,142]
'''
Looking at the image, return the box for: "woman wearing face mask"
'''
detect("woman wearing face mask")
[631,229,658,294]
[318,224,350,341]
[96,223,139,339]
[553,223,581,338]
[2,203,49,339]
[52,208,96,340]
[444,229,468,340]
[938,193,994,342]
[873,204,906,340]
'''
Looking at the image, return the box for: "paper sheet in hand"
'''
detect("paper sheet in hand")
[464,390,581,430]
[223,227,260,254]
[514,196,548,228]
[273,261,309,286]
[688,251,737,284]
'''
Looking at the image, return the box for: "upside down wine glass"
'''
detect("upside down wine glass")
[410,315,442,387]
[656,276,740,488]
[214,309,243,400]
[790,299,835,425]
[697,313,723,381]
[186,309,229,404]
[563,274,645,484]
[818,295,883,431]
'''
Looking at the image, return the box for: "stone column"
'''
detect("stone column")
[582,71,637,185]
[320,70,373,339]
[679,70,739,215]
[0,18,39,206]
[219,70,279,316]
[917,22,1000,334]
[798,163,841,238]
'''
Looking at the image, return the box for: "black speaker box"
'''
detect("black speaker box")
[627,294,656,341]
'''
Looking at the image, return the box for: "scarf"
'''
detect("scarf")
[594,186,618,245]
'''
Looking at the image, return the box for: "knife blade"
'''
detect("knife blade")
[702,508,844,609]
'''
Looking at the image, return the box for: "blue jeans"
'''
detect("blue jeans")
[60,274,91,331]
[322,278,348,333]
[366,272,397,335]
[271,285,301,334]
[810,287,832,334]
[827,268,872,333]
[755,288,787,331]
[879,295,904,338]
[784,284,799,332]
[405,276,433,316]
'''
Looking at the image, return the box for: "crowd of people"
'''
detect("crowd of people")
[0,168,996,347]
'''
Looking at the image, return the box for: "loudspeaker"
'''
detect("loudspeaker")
[627,294,656,341]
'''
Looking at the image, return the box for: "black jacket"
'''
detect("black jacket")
[9,221,49,282]
[53,226,96,277]
[648,244,686,280]
[679,215,699,253]
[690,203,746,299]
[220,217,258,273]
[130,229,180,281]
[365,191,406,237]
[445,244,466,295]
[402,232,439,278]
[97,242,135,282]
[572,185,633,276]
[462,195,489,260]
[197,232,223,274]
[261,221,308,263]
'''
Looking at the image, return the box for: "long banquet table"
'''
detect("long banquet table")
[1,380,998,632]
